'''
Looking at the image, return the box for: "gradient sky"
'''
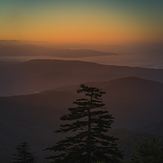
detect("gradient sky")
[0,0,162,46]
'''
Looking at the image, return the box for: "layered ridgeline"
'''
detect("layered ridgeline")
[0,77,163,162]
[0,59,163,96]
[1,40,163,69]
[0,41,114,59]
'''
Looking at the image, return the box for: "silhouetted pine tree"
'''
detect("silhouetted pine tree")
[46,84,122,163]
[12,142,34,163]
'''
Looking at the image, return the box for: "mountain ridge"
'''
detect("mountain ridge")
[0,59,163,96]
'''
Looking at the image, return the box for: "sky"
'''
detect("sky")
[0,0,163,46]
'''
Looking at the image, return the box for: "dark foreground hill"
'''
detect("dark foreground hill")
[0,59,163,96]
[0,77,163,162]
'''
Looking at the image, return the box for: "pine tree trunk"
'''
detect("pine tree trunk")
[88,107,91,163]
[87,94,93,163]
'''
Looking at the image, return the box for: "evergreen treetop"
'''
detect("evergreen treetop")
[46,84,122,163]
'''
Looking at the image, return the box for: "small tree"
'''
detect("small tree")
[12,142,34,163]
[46,84,122,163]
[131,137,163,163]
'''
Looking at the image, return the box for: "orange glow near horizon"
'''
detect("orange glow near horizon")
[0,2,162,46]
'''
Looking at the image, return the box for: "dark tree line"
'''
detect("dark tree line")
[12,142,34,163]
[131,137,163,163]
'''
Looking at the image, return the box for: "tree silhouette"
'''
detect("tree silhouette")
[12,142,34,163]
[131,137,163,163]
[46,84,122,163]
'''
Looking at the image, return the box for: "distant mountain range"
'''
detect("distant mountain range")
[0,76,163,162]
[0,59,163,96]
[0,40,114,59]
[1,40,163,69]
